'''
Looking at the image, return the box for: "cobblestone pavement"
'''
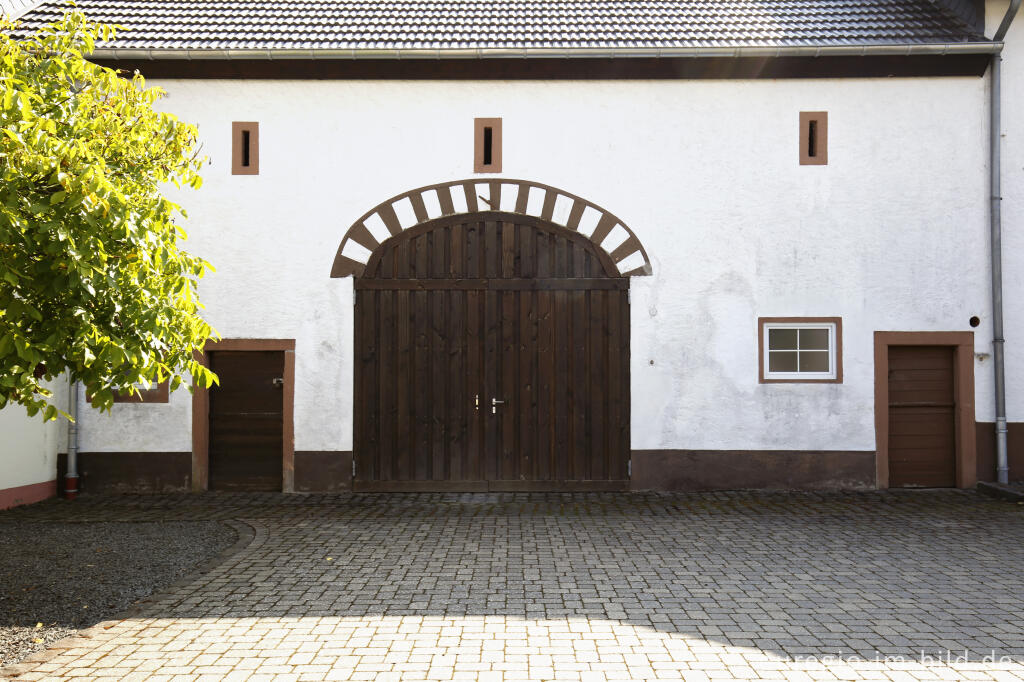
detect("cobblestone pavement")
[2,490,1023,681]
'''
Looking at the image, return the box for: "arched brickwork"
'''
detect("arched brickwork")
[331,179,652,278]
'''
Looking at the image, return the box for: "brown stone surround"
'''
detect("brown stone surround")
[57,452,191,495]
[976,422,1024,483]
[50,434,1022,495]
[630,450,876,492]
[294,451,353,493]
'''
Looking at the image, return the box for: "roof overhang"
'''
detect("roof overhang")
[90,42,1005,61]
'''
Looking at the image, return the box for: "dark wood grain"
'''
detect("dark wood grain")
[353,212,630,491]
[208,351,284,491]
[888,346,957,488]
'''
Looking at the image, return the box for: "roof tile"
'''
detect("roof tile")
[10,0,984,51]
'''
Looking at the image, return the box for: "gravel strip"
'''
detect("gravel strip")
[0,520,237,667]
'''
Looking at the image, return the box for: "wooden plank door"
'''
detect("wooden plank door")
[208,351,285,491]
[355,286,483,490]
[887,345,957,487]
[354,212,630,491]
[486,287,630,490]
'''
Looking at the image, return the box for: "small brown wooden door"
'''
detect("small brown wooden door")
[354,212,630,491]
[887,346,957,487]
[208,351,285,491]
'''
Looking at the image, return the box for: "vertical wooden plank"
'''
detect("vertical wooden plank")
[356,289,381,484]
[484,288,500,481]
[519,289,537,481]
[466,220,480,279]
[572,240,587,279]
[485,220,500,279]
[553,291,569,482]
[571,290,588,480]
[430,289,447,481]
[607,289,623,480]
[414,289,430,480]
[536,291,553,481]
[501,220,516,278]
[395,234,410,279]
[448,288,466,482]
[520,222,535,279]
[620,288,631,480]
[588,291,606,480]
[282,349,295,492]
[449,223,464,278]
[396,290,412,481]
[378,289,396,482]
[536,231,552,279]
[501,289,518,480]
[467,289,484,480]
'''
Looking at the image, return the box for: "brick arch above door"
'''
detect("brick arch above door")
[330,179,652,279]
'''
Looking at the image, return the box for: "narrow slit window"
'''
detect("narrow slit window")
[241,130,251,167]
[799,112,828,166]
[474,117,502,173]
[232,121,259,175]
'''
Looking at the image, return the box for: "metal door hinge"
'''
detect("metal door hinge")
[352,457,356,476]
[628,460,631,476]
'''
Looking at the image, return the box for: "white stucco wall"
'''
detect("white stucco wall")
[0,377,68,491]
[76,73,998,454]
[989,0,1024,423]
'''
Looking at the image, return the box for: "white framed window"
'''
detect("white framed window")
[759,317,842,383]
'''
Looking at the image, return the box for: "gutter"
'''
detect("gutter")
[990,0,1021,485]
[87,42,1005,61]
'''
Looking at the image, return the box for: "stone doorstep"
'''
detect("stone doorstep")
[976,481,1024,503]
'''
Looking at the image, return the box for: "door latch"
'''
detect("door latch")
[491,398,505,414]
[272,377,284,388]
[474,394,479,411]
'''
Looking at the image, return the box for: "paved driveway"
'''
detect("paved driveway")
[3,491,1023,681]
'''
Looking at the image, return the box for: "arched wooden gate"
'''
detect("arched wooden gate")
[353,211,630,491]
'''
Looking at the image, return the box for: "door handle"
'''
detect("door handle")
[491,398,505,414]
[474,394,479,411]
[272,378,284,388]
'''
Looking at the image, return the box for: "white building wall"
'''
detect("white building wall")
[0,377,68,501]
[989,0,1024,423]
[76,75,994,455]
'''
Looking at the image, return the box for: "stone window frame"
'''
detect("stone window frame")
[759,317,843,384]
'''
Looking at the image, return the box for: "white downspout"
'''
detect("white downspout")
[65,381,79,499]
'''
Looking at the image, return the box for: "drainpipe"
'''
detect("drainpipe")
[992,0,1021,485]
[65,381,79,500]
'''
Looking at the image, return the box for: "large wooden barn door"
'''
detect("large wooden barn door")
[354,212,630,491]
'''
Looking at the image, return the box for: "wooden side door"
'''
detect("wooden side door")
[887,345,957,487]
[208,350,285,491]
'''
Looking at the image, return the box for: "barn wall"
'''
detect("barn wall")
[982,0,1024,481]
[74,74,1006,485]
[0,377,68,508]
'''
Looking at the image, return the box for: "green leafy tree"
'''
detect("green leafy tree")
[0,10,217,419]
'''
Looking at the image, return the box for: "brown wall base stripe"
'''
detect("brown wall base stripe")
[630,450,876,492]
[294,451,353,492]
[0,479,57,510]
[57,452,192,495]
[94,55,991,81]
[975,422,1024,483]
